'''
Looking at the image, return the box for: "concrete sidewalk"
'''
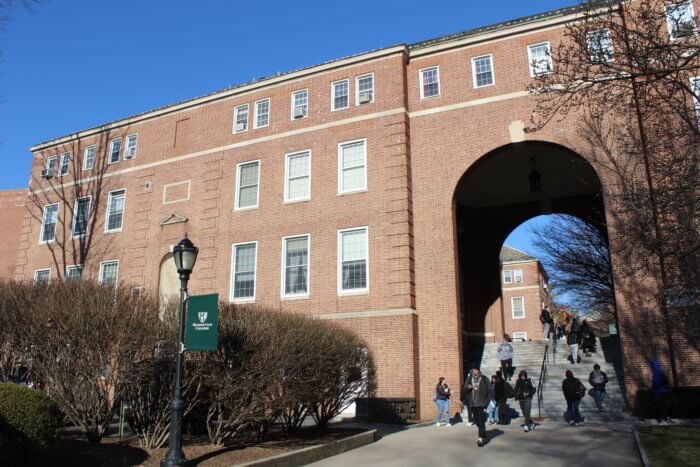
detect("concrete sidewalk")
[311,421,642,467]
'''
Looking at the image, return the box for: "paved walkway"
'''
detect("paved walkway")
[312,420,642,467]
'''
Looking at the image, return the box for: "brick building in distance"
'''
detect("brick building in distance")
[17,2,698,419]
[498,246,553,342]
[0,190,27,281]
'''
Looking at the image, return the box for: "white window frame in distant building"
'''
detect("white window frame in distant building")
[331,79,350,111]
[512,331,528,342]
[235,160,260,211]
[355,73,375,105]
[512,296,525,319]
[233,104,249,133]
[691,76,700,127]
[230,241,258,302]
[338,227,369,295]
[124,134,138,160]
[472,54,495,88]
[108,138,121,164]
[59,152,71,176]
[66,265,83,281]
[34,269,50,284]
[281,234,310,299]
[71,196,91,239]
[105,189,126,233]
[514,269,523,283]
[338,139,367,194]
[99,260,119,287]
[503,269,513,284]
[254,98,270,129]
[39,203,59,244]
[419,66,440,99]
[83,145,95,171]
[665,1,697,40]
[587,28,614,63]
[527,42,552,77]
[291,89,308,120]
[284,150,311,203]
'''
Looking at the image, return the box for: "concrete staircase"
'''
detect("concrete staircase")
[465,337,633,423]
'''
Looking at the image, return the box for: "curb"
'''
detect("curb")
[235,429,378,467]
[632,428,652,467]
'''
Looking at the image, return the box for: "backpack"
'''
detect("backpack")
[504,382,515,399]
[576,381,586,400]
[592,371,604,385]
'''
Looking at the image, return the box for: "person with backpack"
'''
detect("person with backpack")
[649,360,671,425]
[567,329,580,364]
[462,363,474,426]
[514,370,536,432]
[495,370,510,424]
[580,320,596,357]
[497,337,514,381]
[540,307,553,341]
[433,377,451,426]
[562,369,585,425]
[463,367,489,446]
[588,363,609,411]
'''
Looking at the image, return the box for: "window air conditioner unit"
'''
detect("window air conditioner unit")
[41,168,54,179]
[358,91,372,104]
[234,123,246,132]
[293,107,306,119]
[124,148,136,160]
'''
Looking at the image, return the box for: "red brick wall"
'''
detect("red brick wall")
[0,190,26,280]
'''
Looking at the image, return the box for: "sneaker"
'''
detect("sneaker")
[529,424,535,431]
[524,425,530,432]
[573,422,579,426]
[466,422,474,426]
[477,437,484,447]
[569,420,575,426]
[446,423,452,427]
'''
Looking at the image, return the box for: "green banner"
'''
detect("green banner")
[186,293,219,351]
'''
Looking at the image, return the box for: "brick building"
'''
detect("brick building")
[497,246,553,342]
[0,190,26,280]
[17,2,699,419]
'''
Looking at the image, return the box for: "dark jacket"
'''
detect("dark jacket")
[581,324,596,348]
[562,377,583,402]
[540,309,553,324]
[567,331,579,346]
[494,377,505,401]
[464,375,489,407]
[514,377,536,401]
[588,370,608,389]
[487,382,496,402]
[436,383,450,400]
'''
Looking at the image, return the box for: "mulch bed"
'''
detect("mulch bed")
[19,427,365,466]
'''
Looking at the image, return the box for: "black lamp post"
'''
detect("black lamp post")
[161,235,198,467]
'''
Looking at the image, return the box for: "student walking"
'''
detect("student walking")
[588,364,609,411]
[567,329,580,364]
[562,370,585,425]
[580,320,596,357]
[463,368,489,446]
[434,377,451,426]
[462,364,474,426]
[487,375,499,425]
[649,360,671,425]
[497,337,514,381]
[495,370,510,424]
[514,370,536,432]
[540,307,553,341]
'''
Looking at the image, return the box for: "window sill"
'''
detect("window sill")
[231,298,255,304]
[281,294,309,301]
[338,289,369,297]
[337,189,368,197]
[104,229,123,235]
[420,94,441,100]
[284,198,310,205]
[511,316,526,320]
[234,206,259,212]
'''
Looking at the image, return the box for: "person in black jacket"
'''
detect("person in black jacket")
[588,364,609,411]
[540,307,554,341]
[567,330,580,364]
[580,320,596,357]
[494,371,508,424]
[463,367,489,446]
[514,370,536,432]
[562,370,585,425]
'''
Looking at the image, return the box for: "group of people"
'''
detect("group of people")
[433,364,537,447]
[539,308,597,363]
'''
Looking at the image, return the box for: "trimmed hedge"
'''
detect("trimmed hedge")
[0,383,62,446]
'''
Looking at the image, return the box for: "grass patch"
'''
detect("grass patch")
[639,426,700,467]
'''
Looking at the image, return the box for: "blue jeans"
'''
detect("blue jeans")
[487,400,498,423]
[592,387,606,409]
[435,399,450,424]
[566,399,583,423]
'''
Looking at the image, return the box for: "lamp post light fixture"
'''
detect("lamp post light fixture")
[161,234,198,467]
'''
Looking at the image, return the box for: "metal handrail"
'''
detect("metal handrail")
[537,343,549,419]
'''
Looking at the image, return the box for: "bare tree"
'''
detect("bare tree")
[28,128,130,281]
[529,0,700,385]
[530,214,616,323]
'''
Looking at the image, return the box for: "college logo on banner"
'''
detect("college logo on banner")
[198,312,208,323]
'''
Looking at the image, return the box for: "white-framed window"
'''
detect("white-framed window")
[59,152,71,176]
[124,134,138,159]
[338,227,369,294]
[105,189,126,232]
[338,139,367,194]
[291,89,308,119]
[99,260,119,287]
[109,138,121,164]
[528,42,552,77]
[235,160,260,210]
[230,242,257,302]
[285,150,311,202]
[419,66,440,99]
[503,269,513,284]
[66,265,83,281]
[356,73,374,105]
[83,145,95,171]
[45,156,58,176]
[34,269,50,284]
[254,99,270,129]
[692,76,700,127]
[233,104,249,133]
[587,29,614,63]
[282,234,310,298]
[514,269,523,283]
[71,197,91,238]
[666,1,697,40]
[512,331,528,342]
[40,203,59,243]
[472,54,495,88]
[332,79,350,111]
[512,296,525,319]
